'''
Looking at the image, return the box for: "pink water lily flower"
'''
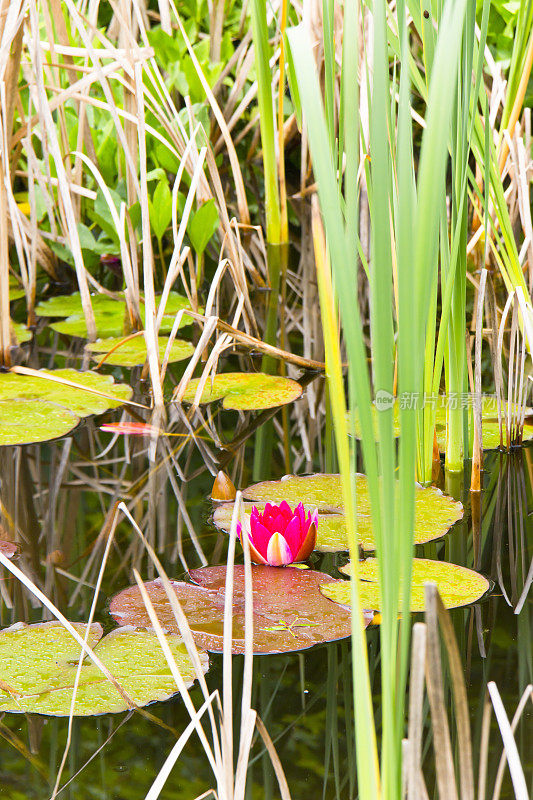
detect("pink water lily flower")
[237,501,318,566]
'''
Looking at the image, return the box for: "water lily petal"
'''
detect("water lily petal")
[282,515,304,557]
[266,533,293,566]
[294,522,318,561]
[249,519,274,558]
[272,512,288,535]
[279,501,294,521]
[243,533,268,565]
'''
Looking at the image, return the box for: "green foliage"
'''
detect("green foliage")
[148,179,173,243]
[187,199,219,255]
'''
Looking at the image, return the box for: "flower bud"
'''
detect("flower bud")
[211,471,237,501]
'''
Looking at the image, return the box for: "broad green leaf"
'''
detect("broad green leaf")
[0,621,208,716]
[187,200,219,254]
[87,336,194,367]
[0,370,132,417]
[110,566,372,655]
[181,373,303,410]
[320,558,490,612]
[9,276,25,301]
[149,179,172,241]
[0,400,79,446]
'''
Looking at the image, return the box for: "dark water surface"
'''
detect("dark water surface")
[0,407,531,799]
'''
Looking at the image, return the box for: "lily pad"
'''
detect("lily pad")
[230,474,463,551]
[11,322,32,344]
[0,540,18,558]
[352,396,533,451]
[109,566,371,655]
[36,292,199,339]
[0,621,208,716]
[36,292,119,318]
[0,400,79,446]
[180,373,303,411]
[320,558,490,612]
[86,336,194,367]
[0,369,132,417]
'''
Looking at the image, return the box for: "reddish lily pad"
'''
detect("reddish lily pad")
[0,621,208,716]
[109,566,371,655]
[231,474,463,551]
[180,373,303,411]
[0,540,18,558]
[320,558,490,612]
[86,336,194,367]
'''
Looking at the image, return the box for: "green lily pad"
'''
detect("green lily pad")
[109,567,371,655]
[36,292,199,339]
[180,373,303,411]
[352,395,533,451]
[233,474,463,551]
[86,336,194,367]
[0,621,208,716]
[0,369,132,417]
[10,322,32,344]
[0,400,79,446]
[320,558,490,612]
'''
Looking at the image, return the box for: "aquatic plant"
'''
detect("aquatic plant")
[236,501,318,566]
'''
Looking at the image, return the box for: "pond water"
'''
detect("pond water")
[0,395,531,799]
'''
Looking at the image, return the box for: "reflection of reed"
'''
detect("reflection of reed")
[492,451,533,612]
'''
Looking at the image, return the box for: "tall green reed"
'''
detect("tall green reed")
[249,0,292,480]
[287,0,468,796]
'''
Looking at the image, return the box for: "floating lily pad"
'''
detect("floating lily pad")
[36,292,199,339]
[212,505,353,550]
[10,322,32,344]
[0,369,132,417]
[231,474,462,551]
[320,558,490,612]
[352,396,533,452]
[109,566,371,655]
[0,621,208,716]
[0,400,79,446]
[180,373,303,411]
[0,540,18,558]
[86,336,194,367]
